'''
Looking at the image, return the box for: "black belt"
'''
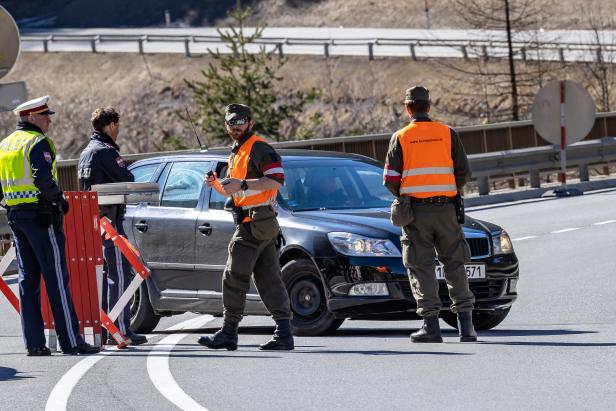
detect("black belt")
[8,203,39,211]
[411,196,455,204]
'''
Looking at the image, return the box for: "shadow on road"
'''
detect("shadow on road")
[0,367,34,381]
[479,341,616,347]
[480,329,598,337]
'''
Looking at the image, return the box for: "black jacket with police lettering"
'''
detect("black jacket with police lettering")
[78,130,134,222]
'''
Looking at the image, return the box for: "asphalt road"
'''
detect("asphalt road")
[1,188,615,410]
[20,27,616,62]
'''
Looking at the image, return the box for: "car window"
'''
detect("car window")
[131,163,160,183]
[209,163,229,210]
[160,161,211,208]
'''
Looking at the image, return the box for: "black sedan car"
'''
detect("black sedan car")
[125,149,519,336]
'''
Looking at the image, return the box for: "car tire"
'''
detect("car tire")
[282,258,344,336]
[130,281,161,334]
[440,308,511,331]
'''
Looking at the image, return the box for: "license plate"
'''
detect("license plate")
[435,264,486,280]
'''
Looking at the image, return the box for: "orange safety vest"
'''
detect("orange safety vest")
[229,134,278,210]
[397,121,457,198]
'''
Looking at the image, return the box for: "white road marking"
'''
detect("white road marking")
[592,220,616,225]
[512,236,537,241]
[147,315,214,411]
[45,314,213,411]
[551,228,580,234]
[45,350,115,410]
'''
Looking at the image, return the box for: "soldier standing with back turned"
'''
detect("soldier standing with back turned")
[198,103,294,351]
[384,86,478,343]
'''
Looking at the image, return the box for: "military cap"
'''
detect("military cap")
[404,86,430,103]
[225,103,251,122]
[13,95,55,116]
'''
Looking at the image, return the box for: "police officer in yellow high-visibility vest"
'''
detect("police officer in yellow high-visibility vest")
[384,86,477,343]
[198,104,294,351]
[0,96,98,356]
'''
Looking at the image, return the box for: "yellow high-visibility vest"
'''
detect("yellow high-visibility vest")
[0,130,57,206]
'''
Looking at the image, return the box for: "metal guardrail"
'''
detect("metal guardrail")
[20,32,616,61]
[469,137,616,194]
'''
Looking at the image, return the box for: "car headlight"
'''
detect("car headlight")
[492,230,514,254]
[327,232,401,257]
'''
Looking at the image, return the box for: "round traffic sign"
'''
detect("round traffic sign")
[0,5,20,81]
[531,80,596,146]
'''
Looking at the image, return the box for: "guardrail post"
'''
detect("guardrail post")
[43,38,50,53]
[138,37,144,54]
[478,176,490,195]
[520,47,526,61]
[596,48,602,62]
[482,45,489,60]
[91,37,97,53]
[184,38,191,57]
[559,48,565,63]
[276,43,284,58]
[460,45,468,60]
[530,170,541,188]
[324,43,330,58]
[409,44,417,61]
[368,43,374,60]
[579,164,589,182]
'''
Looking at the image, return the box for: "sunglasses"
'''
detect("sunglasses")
[226,117,249,126]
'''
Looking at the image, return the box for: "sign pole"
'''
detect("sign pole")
[559,80,567,185]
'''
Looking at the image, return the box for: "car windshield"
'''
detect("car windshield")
[278,159,394,211]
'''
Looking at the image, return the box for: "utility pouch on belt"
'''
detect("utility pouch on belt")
[390,196,414,227]
[224,197,244,225]
[455,193,465,224]
[249,206,279,241]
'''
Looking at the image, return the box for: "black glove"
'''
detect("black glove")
[59,197,70,215]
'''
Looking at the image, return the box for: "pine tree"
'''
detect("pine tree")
[181,0,319,144]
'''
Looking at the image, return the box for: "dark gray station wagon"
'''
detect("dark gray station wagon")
[125,149,519,336]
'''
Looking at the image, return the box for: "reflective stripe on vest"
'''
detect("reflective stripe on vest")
[397,121,457,198]
[0,130,57,206]
[229,135,278,210]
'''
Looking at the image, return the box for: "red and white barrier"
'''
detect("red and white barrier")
[0,245,19,312]
[1,192,152,350]
[0,192,105,350]
[99,216,151,347]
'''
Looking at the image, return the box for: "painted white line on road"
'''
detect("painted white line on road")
[592,220,616,225]
[550,228,580,234]
[45,315,213,411]
[147,315,214,411]
[45,350,114,411]
[512,236,537,241]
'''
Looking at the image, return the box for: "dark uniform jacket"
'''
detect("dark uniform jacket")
[78,130,134,222]
[384,113,471,197]
[0,122,63,209]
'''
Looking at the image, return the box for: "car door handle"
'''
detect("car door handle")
[198,223,212,236]
[135,221,148,232]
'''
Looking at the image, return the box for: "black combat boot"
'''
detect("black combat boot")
[198,321,239,351]
[410,316,443,343]
[457,311,478,342]
[259,319,294,351]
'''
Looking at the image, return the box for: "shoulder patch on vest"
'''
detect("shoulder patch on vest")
[116,157,126,167]
[43,152,52,163]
